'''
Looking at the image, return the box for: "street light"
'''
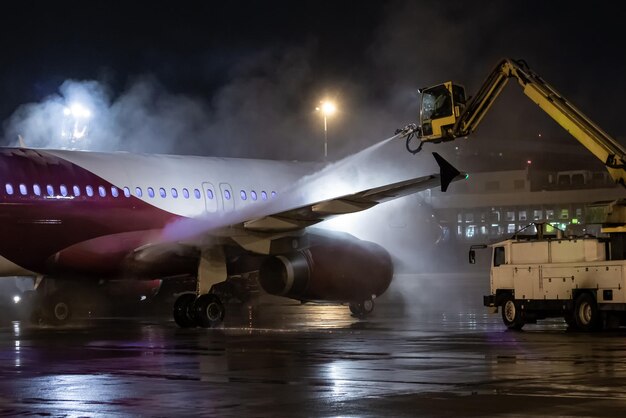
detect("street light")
[316,100,336,160]
[61,102,92,150]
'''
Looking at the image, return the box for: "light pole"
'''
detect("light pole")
[316,100,336,160]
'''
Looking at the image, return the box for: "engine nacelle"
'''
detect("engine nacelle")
[258,234,393,302]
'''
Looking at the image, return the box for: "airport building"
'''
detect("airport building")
[424,167,624,244]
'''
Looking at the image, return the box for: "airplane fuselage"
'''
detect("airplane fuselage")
[0,148,317,278]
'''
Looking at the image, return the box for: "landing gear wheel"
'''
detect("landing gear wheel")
[501,296,524,330]
[574,293,601,332]
[349,299,375,318]
[193,294,225,328]
[46,294,72,325]
[173,293,197,328]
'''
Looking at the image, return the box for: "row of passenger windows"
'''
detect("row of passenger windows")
[4,183,277,201]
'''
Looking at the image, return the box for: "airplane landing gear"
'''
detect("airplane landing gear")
[349,299,374,318]
[22,290,73,326]
[46,294,73,325]
[173,293,197,328]
[173,293,225,328]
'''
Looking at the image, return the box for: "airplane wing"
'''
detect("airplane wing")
[238,152,463,232]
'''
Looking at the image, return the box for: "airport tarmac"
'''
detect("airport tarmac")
[1,273,626,417]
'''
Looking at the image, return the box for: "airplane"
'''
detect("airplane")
[0,132,464,327]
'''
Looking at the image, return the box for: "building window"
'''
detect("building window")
[457,213,463,223]
[519,210,527,221]
[514,179,525,189]
[465,213,474,223]
[546,209,555,220]
[507,223,516,234]
[480,226,488,235]
[506,211,515,221]
[560,209,569,220]
[485,180,500,191]
[490,211,500,222]
[465,225,476,238]
[494,247,505,266]
[533,209,542,220]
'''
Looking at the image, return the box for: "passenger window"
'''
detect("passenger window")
[194,189,201,199]
[159,187,166,198]
[19,184,27,195]
[98,186,106,197]
[33,184,41,196]
[183,188,190,199]
[206,189,214,199]
[123,187,131,197]
[494,246,506,267]
[171,188,178,198]
[224,189,231,200]
[86,185,94,197]
[47,185,55,196]
[240,190,247,200]
[5,183,13,195]
[73,185,80,196]
[135,187,143,197]
[271,191,277,198]
[251,190,257,201]
[261,191,267,200]
[148,187,155,198]
[60,185,68,197]
[111,187,119,197]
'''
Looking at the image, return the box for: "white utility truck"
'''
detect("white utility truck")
[470,200,626,330]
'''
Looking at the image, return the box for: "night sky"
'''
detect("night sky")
[1,1,625,169]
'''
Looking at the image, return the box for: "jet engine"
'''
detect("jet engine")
[258,233,393,302]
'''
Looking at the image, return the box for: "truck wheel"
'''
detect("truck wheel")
[573,293,601,332]
[501,296,524,330]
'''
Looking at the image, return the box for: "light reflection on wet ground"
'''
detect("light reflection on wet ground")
[1,274,626,416]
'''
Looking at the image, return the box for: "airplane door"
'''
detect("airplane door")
[219,183,235,211]
[202,182,219,213]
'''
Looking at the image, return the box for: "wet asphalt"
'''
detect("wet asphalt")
[1,273,626,417]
